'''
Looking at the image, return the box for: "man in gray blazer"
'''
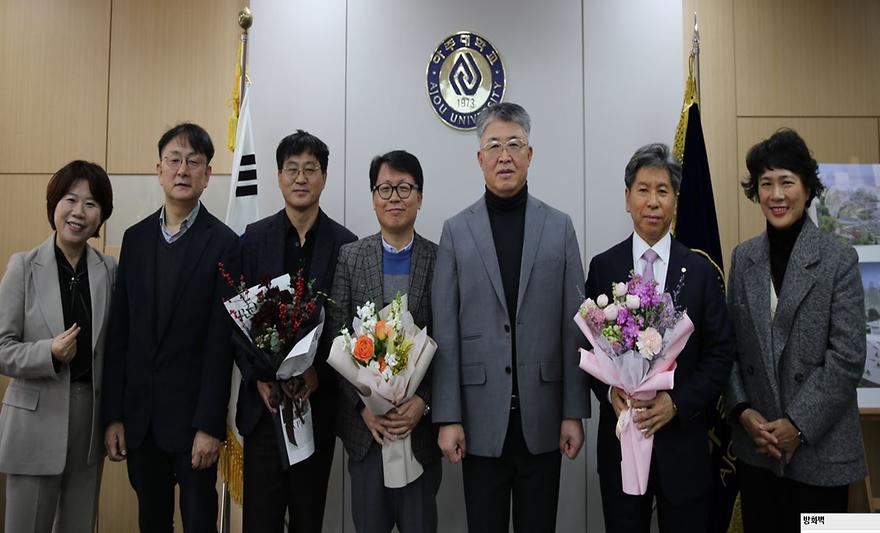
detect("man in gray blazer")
[431,102,589,532]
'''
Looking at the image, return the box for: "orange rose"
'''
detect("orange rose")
[374,320,387,341]
[378,356,387,372]
[353,336,374,362]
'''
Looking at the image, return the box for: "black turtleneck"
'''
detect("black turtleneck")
[485,183,528,400]
[767,214,806,296]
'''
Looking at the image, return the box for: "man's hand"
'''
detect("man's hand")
[256,380,281,413]
[610,386,629,418]
[191,430,220,470]
[105,422,127,462]
[361,407,393,445]
[559,419,584,460]
[632,391,676,437]
[739,408,782,460]
[438,424,466,464]
[385,396,425,440]
[51,324,81,364]
[281,366,319,402]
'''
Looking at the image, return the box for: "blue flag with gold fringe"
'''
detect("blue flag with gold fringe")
[673,53,740,533]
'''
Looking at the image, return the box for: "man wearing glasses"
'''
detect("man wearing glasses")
[102,123,242,530]
[432,103,589,531]
[327,150,441,532]
[234,130,356,532]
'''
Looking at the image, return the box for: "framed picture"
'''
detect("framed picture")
[818,163,880,408]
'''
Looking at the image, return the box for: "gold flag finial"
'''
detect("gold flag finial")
[238,7,253,31]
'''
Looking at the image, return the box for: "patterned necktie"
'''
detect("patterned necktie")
[641,249,659,283]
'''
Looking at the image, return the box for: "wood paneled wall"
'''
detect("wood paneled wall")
[0,0,244,531]
[683,0,880,265]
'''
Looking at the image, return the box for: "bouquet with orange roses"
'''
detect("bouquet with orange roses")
[327,294,436,488]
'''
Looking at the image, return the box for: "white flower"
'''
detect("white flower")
[603,303,619,322]
[596,294,609,308]
[368,360,381,372]
[357,302,375,321]
[386,352,398,368]
[625,294,641,310]
[340,328,352,350]
[612,282,627,298]
[636,328,663,358]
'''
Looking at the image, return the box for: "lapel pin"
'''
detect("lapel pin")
[681,267,687,273]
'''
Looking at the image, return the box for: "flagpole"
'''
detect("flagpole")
[239,7,252,108]
[220,11,252,533]
[692,12,701,102]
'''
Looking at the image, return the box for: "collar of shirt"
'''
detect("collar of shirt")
[159,202,201,243]
[632,230,671,293]
[282,210,322,241]
[381,234,414,254]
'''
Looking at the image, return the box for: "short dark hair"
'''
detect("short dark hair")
[275,130,329,172]
[46,160,114,238]
[475,102,531,139]
[157,123,215,163]
[743,128,824,206]
[624,143,682,193]
[368,150,424,193]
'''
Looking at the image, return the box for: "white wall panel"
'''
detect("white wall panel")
[247,1,683,531]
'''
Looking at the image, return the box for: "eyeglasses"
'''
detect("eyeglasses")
[480,138,528,157]
[282,165,322,180]
[372,182,419,200]
[162,156,206,171]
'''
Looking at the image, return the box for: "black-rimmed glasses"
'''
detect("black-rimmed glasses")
[372,182,419,199]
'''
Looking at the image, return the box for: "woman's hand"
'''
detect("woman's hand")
[51,324,80,364]
[739,408,782,459]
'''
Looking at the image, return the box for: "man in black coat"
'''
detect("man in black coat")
[235,130,356,533]
[103,123,241,532]
[586,143,733,533]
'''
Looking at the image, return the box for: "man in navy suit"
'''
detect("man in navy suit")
[102,123,241,532]
[235,130,356,533]
[586,143,733,533]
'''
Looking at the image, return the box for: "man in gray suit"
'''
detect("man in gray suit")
[431,102,589,532]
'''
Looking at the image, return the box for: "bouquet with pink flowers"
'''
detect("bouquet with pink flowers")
[575,272,694,495]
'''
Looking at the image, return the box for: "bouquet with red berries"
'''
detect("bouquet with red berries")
[219,263,325,465]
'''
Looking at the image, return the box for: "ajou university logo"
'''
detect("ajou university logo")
[426,32,507,131]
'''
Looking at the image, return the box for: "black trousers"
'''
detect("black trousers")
[461,412,561,533]
[738,460,848,533]
[126,431,218,533]
[242,410,335,533]
[598,450,707,533]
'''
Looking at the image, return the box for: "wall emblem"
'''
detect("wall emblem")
[426,32,506,131]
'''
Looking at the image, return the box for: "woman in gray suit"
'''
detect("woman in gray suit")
[0,161,115,533]
[727,129,866,532]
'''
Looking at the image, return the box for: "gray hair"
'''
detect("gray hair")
[624,143,682,193]
[475,102,531,139]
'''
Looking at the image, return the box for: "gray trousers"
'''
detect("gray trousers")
[348,442,441,533]
[5,381,103,533]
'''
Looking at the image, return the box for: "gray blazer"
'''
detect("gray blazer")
[0,236,116,475]
[726,219,867,486]
[431,194,589,457]
[330,232,440,465]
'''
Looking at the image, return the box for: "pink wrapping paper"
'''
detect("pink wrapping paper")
[575,311,694,495]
